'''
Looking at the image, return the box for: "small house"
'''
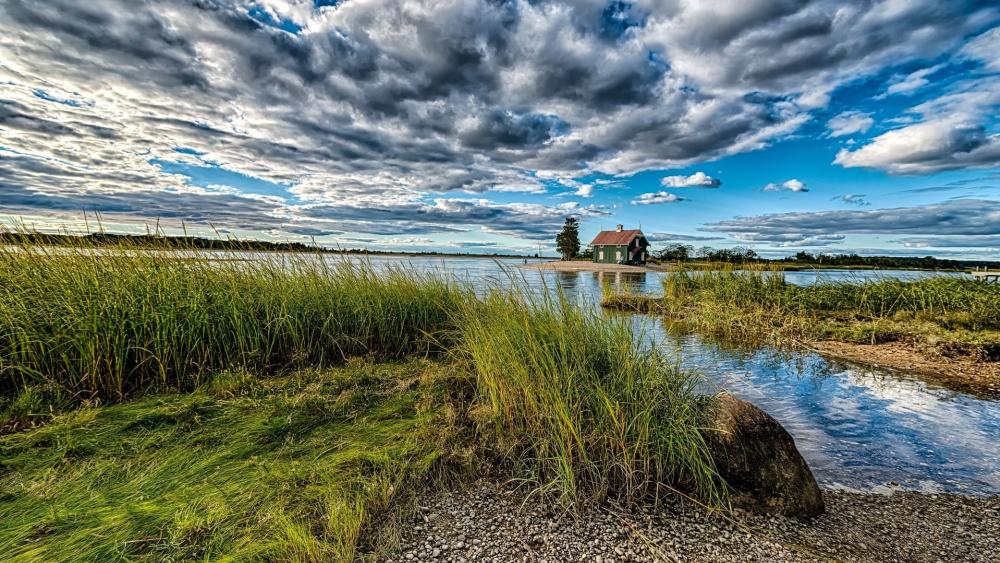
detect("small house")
[590,225,649,265]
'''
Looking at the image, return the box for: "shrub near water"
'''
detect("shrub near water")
[458,287,721,505]
[0,244,467,406]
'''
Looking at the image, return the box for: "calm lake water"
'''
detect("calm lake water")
[216,253,1000,495]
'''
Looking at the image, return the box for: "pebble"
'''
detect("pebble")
[380,480,1000,562]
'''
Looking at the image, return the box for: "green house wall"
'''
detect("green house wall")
[592,244,644,264]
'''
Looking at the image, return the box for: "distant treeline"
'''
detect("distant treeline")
[0,232,539,258]
[776,251,1000,270]
[649,244,1000,270]
[1,232,322,253]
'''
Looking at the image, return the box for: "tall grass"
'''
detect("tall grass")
[0,240,724,523]
[0,243,467,403]
[457,286,720,506]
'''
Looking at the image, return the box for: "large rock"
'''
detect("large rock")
[704,392,825,518]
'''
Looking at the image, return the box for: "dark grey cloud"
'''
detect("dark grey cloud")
[299,198,610,240]
[0,182,335,235]
[459,109,568,150]
[707,199,1000,245]
[651,1,995,101]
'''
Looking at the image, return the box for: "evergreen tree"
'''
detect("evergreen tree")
[555,216,581,260]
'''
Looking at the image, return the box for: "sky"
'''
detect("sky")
[2,0,1000,258]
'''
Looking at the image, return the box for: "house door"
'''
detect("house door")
[598,250,604,260]
[615,250,622,262]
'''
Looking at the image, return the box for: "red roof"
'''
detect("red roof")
[590,229,643,246]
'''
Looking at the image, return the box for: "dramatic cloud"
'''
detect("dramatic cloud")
[833,194,870,206]
[707,199,1000,245]
[660,172,721,188]
[763,179,808,192]
[1,1,998,246]
[631,191,683,205]
[827,111,874,137]
[644,1,993,101]
[298,198,610,240]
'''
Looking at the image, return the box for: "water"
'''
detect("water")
[216,253,1000,494]
[665,334,1000,494]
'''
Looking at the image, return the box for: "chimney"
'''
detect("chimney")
[615,224,623,232]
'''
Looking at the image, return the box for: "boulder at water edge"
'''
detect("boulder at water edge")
[704,392,825,518]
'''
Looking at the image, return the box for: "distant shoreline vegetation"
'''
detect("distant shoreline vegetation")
[0,231,544,259]
[649,244,1000,271]
[3,231,998,269]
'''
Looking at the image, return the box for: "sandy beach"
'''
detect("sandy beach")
[519,260,670,273]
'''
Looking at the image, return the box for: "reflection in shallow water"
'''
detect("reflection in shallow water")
[193,253,1000,494]
[651,328,1000,494]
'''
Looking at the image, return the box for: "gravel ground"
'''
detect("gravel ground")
[382,480,1000,562]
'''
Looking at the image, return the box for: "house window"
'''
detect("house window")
[598,250,604,260]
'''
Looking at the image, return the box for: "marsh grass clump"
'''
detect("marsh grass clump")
[457,286,721,506]
[0,242,468,406]
[644,265,1000,354]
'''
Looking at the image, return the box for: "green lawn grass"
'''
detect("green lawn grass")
[0,359,463,562]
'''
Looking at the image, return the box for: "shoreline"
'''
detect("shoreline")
[518,259,670,272]
[384,480,1000,562]
[807,340,1000,397]
[602,293,1000,397]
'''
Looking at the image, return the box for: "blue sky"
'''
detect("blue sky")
[2,1,1000,258]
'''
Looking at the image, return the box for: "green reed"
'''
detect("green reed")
[0,242,467,403]
[456,285,721,506]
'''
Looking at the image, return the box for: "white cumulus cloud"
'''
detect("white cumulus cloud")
[660,171,721,188]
